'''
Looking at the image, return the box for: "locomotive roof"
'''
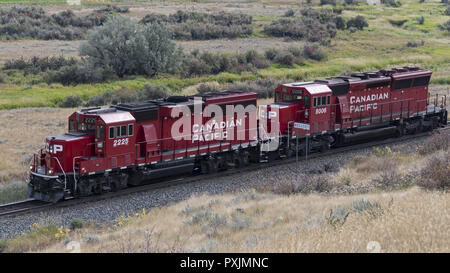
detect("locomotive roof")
[281,66,430,97]
[99,110,135,124]
[77,108,135,125]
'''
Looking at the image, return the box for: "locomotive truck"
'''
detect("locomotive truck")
[28,66,447,202]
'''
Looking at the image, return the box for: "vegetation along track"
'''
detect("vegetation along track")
[1,125,448,219]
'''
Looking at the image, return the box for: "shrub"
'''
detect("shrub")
[0,72,5,83]
[417,152,449,191]
[80,16,179,78]
[416,16,425,25]
[197,83,219,94]
[284,9,295,17]
[264,48,279,60]
[417,132,450,155]
[139,84,168,100]
[381,0,402,7]
[370,157,407,190]
[438,20,450,32]
[231,213,251,230]
[58,95,83,108]
[320,0,337,5]
[70,218,85,230]
[274,51,294,66]
[0,5,129,40]
[406,40,425,47]
[445,7,450,16]
[347,16,369,30]
[4,56,77,74]
[335,16,346,30]
[388,18,408,27]
[264,8,339,44]
[140,10,253,40]
[344,0,361,4]
[303,45,327,61]
[85,95,105,107]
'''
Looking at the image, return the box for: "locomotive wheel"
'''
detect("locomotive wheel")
[242,151,250,166]
[234,157,243,168]
[319,143,330,152]
[201,160,217,174]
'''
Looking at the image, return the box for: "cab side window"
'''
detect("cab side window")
[109,127,115,139]
[109,125,134,139]
[304,95,310,107]
[96,125,105,139]
[128,124,134,136]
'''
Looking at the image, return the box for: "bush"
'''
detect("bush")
[416,16,425,25]
[303,45,327,61]
[416,132,450,155]
[58,95,82,108]
[80,16,179,78]
[406,40,425,47]
[264,8,339,44]
[264,48,279,60]
[0,5,129,40]
[445,7,450,16]
[320,0,337,5]
[85,95,105,107]
[70,218,85,230]
[347,16,369,30]
[417,152,449,191]
[4,56,77,74]
[335,16,346,30]
[284,9,295,17]
[388,18,408,27]
[438,20,450,32]
[139,84,168,100]
[381,0,402,7]
[274,51,294,66]
[140,10,253,40]
[0,72,5,83]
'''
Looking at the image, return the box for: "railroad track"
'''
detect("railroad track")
[1,125,448,219]
[0,199,52,217]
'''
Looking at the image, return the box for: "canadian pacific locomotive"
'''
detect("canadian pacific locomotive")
[28,66,447,202]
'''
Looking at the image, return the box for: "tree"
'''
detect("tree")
[79,16,179,78]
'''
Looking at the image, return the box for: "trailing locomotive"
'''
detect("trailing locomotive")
[28,66,447,202]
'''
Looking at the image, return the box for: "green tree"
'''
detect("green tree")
[80,16,179,78]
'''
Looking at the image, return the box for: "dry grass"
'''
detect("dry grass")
[1,128,448,252]
[0,107,75,184]
[30,187,449,253]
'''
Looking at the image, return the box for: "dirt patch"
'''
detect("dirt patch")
[0,40,82,65]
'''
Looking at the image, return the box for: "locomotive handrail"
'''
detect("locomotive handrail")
[51,157,67,190]
[73,156,83,195]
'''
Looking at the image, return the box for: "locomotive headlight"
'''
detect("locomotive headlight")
[305,110,309,117]
[48,169,54,175]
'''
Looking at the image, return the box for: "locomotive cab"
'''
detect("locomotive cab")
[28,107,136,202]
[272,83,333,135]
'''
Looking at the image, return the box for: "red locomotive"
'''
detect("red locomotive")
[29,66,447,202]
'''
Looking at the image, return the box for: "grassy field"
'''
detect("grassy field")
[0,0,449,109]
[1,133,448,252]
